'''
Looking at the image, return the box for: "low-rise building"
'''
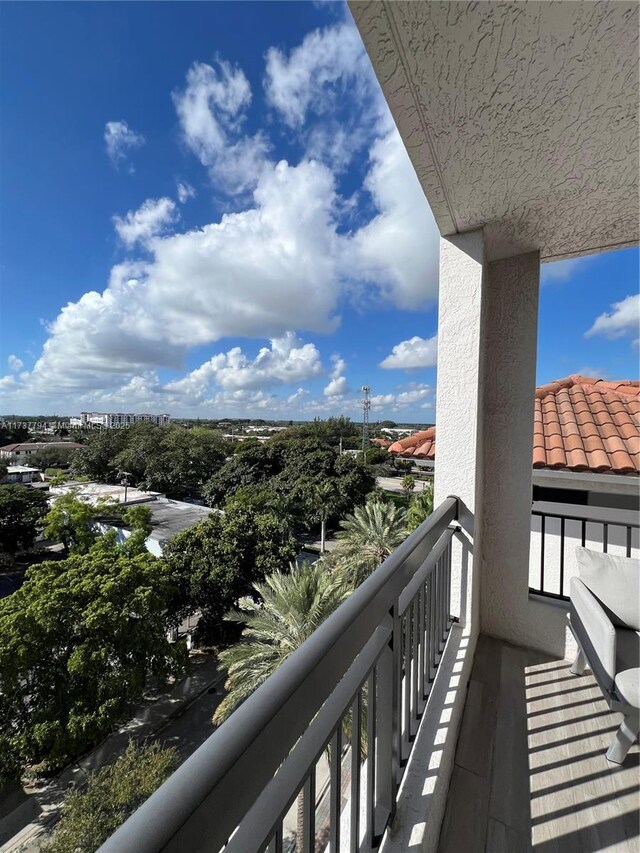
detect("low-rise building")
[0,465,42,484]
[0,441,83,464]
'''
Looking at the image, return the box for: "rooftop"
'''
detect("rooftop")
[50,482,163,506]
[0,442,83,453]
[388,376,640,475]
[140,499,213,544]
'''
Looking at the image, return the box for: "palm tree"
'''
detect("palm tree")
[213,563,346,723]
[333,500,407,589]
[213,562,346,849]
[266,493,299,544]
[311,482,337,553]
[406,484,434,532]
[401,474,416,503]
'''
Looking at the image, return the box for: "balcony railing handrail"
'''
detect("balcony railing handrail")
[532,499,640,529]
[530,498,639,600]
[99,496,459,853]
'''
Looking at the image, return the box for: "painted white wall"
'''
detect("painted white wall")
[409,229,484,853]
[93,521,163,557]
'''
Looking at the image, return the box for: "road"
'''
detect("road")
[156,674,225,762]
[376,476,432,493]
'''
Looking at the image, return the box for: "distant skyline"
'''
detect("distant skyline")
[1,2,638,421]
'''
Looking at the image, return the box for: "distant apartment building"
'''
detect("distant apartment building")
[70,412,171,429]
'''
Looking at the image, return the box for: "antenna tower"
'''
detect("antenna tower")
[361,385,371,454]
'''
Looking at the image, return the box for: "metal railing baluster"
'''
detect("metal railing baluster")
[375,645,394,841]
[350,693,361,853]
[411,597,419,733]
[366,669,376,850]
[329,728,341,853]
[403,612,410,751]
[302,773,316,853]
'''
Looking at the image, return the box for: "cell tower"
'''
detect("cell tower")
[361,385,371,454]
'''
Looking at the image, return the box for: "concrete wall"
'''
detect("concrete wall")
[424,230,485,853]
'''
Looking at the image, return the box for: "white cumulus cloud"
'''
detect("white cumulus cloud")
[177,182,196,203]
[174,58,269,194]
[113,197,177,248]
[166,333,323,403]
[104,120,145,169]
[585,294,640,340]
[24,158,343,400]
[265,21,387,170]
[380,335,438,370]
[324,354,348,397]
[7,354,23,372]
[347,129,440,310]
[371,384,432,411]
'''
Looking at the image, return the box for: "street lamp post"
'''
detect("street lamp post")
[118,470,132,504]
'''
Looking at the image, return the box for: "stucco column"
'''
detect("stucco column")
[434,229,485,633]
[477,252,541,647]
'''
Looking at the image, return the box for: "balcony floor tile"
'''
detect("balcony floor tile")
[438,634,639,853]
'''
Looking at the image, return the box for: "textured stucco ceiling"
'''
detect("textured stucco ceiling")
[350,1,639,261]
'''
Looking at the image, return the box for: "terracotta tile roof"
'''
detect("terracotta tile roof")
[388,376,640,476]
[372,438,392,448]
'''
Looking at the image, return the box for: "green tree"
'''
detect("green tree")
[163,505,297,646]
[401,475,416,502]
[41,492,107,555]
[310,482,337,553]
[0,485,49,556]
[70,430,130,483]
[363,446,389,466]
[213,563,345,723]
[120,504,153,556]
[44,741,178,853]
[146,428,227,498]
[30,446,78,470]
[212,563,346,851]
[406,485,434,532]
[203,443,284,506]
[0,545,186,774]
[333,501,407,589]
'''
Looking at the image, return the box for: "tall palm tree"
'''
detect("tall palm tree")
[311,482,337,553]
[333,500,407,589]
[266,493,299,544]
[213,562,346,849]
[406,485,434,532]
[213,563,346,723]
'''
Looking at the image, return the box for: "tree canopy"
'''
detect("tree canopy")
[203,438,374,530]
[70,425,228,499]
[0,542,186,776]
[44,741,178,853]
[0,485,49,557]
[332,500,407,589]
[163,504,297,646]
[213,562,346,725]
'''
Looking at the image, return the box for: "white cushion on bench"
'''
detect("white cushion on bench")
[576,547,640,631]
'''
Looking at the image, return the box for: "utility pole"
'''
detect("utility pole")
[361,386,371,455]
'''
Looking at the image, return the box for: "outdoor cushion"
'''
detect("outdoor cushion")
[614,668,640,708]
[575,547,640,631]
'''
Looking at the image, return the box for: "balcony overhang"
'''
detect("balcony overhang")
[349,1,639,262]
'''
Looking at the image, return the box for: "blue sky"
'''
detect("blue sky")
[0,2,638,421]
